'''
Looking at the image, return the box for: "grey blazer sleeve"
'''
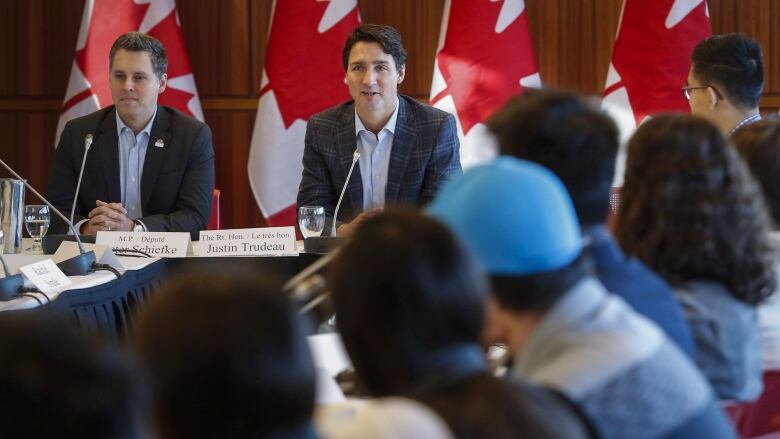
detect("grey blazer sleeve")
[419,113,461,204]
[297,117,344,235]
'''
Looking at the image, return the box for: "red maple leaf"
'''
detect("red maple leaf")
[431,0,537,134]
[148,9,197,117]
[604,0,711,124]
[262,0,359,129]
[66,0,150,111]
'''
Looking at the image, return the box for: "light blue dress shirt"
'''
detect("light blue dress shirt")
[116,110,155,220]
[354,98,399,210]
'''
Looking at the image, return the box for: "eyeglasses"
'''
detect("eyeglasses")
[682,85,723,101]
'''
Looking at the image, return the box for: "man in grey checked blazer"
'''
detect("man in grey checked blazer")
[297,24,461,236]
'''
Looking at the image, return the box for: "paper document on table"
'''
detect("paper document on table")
[19,259,71,293]
[308,333,352,378]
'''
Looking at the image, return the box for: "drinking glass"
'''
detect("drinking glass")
[298,206,325,238]
[24,205,50,253]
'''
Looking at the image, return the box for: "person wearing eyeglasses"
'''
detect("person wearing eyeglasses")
[684,33,764,137]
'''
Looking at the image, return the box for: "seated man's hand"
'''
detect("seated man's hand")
[335,209,381,238]
[81,200,134,235]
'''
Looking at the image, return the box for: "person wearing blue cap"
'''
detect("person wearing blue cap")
[326,210,590,438]
[428,156,735,439]
[487,89,695,358]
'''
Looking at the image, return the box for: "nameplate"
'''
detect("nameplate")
[199,227,297,257]
[19,259,72,293]
[96,232,190,258]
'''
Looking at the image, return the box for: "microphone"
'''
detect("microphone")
[0,254,23,301]
[0,158,96,276]
[330,149,360,237]
[284,247,340,315]
[70,133,93,225]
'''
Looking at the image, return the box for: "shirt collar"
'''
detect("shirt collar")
[355,97,400,137]
[728,113,761,137]
[116,107,157,137]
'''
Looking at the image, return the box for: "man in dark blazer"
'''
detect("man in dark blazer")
[297,24,460,236]
[47,32,214,240]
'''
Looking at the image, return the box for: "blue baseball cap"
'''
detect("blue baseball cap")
[428,156,582,276]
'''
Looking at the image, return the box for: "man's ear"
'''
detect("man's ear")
[158,73,168,94]
[483,296,508,347]
[707,86,719,110]
[397,65,406,85]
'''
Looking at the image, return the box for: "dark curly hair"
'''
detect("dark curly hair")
[732,118,780,228]
[615,114,775,305]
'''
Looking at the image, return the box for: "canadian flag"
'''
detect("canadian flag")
[603,0,710,182]
[57,0,204,145]
[248,0,359,226]
[430,0,540,168]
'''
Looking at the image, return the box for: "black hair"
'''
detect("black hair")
[0,312,147,438]
[691,33,764,109]
[328,210,487,396]
[110,31,168,79]
[490,253,592,313]
[342,24,407,71]
[414,374,590,439]
[488,89,619,226]
[732,118,780,227]
[132,271,316,438]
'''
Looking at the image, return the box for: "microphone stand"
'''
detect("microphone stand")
[70,133,92,224]
[0,158,96,276]
[302,151,359,254]
[330,150,360,237]
[284,248,340,317]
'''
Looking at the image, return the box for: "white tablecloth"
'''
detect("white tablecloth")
[0,249,159,312]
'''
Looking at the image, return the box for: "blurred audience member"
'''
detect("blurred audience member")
[616,114,776,401]
[317,398,454,439]
[430,156,734,439]
[686,33,764,137]
[328,211,589,438]
[133,273,318,439]
[733,119,780,371]
[489,89,695,357]
[0,312,148,438]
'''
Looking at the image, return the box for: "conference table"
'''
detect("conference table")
[0,240,323,342]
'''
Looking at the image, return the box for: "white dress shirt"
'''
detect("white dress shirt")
[354,98,399,210]
[116,110,156,220]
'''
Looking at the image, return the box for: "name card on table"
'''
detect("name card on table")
[96,232,190,258]
[19,259,72,293]
[199,227,297,257]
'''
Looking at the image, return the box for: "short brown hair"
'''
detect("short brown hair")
[109,32,168,79]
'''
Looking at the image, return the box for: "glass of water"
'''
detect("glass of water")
[298,206,325,238]
[24,205,50,253]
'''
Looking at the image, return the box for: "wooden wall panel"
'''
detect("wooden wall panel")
[0,0,778,230]
[360,0,445,98]
[178,0,254,96]
[527,0,623,93]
